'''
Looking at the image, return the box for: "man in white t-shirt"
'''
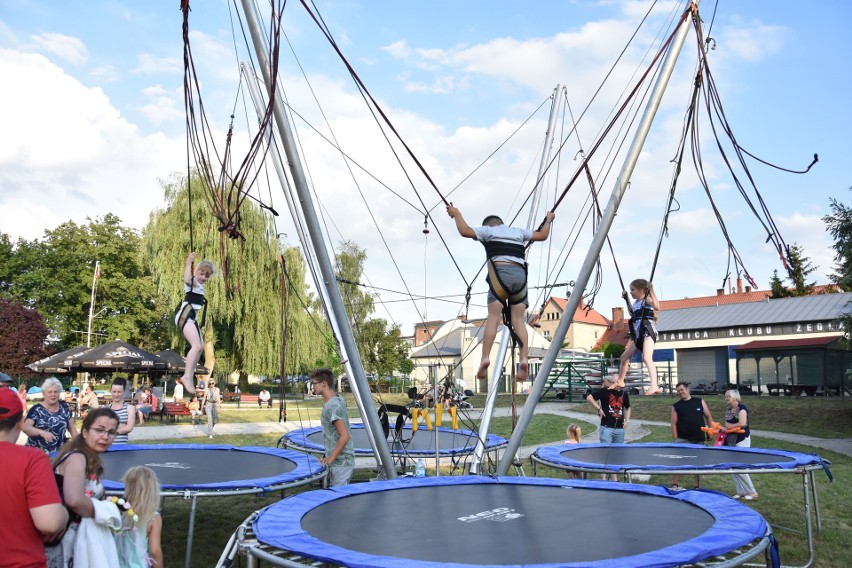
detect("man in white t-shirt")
[447,206,554,382]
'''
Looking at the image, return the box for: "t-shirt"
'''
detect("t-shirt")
[25,402,73,454]
[672,397,707,443]
[112,402,132,445]
[321,395,354,467]
[472,224,533,264]
[0,442,62,568]
[586,387,630,428]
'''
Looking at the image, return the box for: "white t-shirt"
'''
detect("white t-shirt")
[472,224,532,264]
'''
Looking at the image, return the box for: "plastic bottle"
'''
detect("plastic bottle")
[415,458,426,477]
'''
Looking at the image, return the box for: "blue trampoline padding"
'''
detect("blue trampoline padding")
[534,443,830,473]
[101,444,323,491]
[285,423,507,456]
[253,476,768,568]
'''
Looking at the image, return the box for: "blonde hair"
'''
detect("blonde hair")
[122,466,161,530]
[566,423,582,443]
[196,260,215,277]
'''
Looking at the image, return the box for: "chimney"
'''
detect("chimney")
[745,285,752,293]
[737,277,743,294]
[716,288,725,296]
[612,307,624,330]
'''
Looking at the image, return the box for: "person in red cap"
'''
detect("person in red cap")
[0,387,69,567]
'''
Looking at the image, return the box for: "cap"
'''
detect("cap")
[0,372,13,384]
[0,388,23,419]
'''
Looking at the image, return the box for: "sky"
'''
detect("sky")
[1,0,851,335]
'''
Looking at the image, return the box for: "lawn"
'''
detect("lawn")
[139,394,851,567]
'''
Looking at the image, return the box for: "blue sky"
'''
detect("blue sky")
[1,1,850,333]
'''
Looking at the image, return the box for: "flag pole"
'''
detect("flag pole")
[84,260,100,390]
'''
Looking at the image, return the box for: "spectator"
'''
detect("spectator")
[136,387,156,424]
[310,368,354,486]
[114,466,163,568]
[48,407,121,567]
[0,371,14,390]
[202,380,221,438]
[670,382,713,490]
[173,380,184,404]
[0,387,69,567]
[187,396,202,428]
[585,373,630,481]
[107,378,135,445]
[79,385,99,417]
[723,390,758,500]
[258,388,272,408]
[23,377,78,455]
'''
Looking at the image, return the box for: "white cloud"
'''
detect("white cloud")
[31,31,87,64]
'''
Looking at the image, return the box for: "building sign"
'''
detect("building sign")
[659,321,844,343]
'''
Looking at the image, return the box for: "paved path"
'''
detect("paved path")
[126,401,852,458]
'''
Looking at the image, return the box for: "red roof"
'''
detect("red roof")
[546,297,609,326]
[660,290,769,310]
[734,336,842,351]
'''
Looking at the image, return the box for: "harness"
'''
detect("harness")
[177,290,208,330]
[630,301,656,351]
[483,240,528,306]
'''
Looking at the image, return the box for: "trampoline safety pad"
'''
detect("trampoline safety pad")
[253,476,769,568]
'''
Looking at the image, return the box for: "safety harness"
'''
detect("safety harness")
[482,239,528,355]
[177,289,208,332]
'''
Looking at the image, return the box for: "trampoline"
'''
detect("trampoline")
[224,476,774,567]
[102,444,325,568]
[532,443,832,568]
[283,422,508,462]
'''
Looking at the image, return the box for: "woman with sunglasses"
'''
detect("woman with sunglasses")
[201,380,221,438]
[47,407,120,567]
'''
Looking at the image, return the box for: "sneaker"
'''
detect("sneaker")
[732,494,743,499]
[743,494,758,501]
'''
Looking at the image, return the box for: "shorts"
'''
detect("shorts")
[599,426,625,444]
[675,437,704,445]
[328,463,354,487]
[486,263,528,306]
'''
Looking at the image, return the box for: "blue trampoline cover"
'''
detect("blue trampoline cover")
[253,476,769,568]
[285,423,507,456]
[101,444,323,491]
[535,442,830,473]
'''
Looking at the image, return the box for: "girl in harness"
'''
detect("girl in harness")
[175,252,214,395]
[448,205,554,382]
[616,278,662,395]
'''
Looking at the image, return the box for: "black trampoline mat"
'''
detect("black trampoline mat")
[559,445,797,468]
[305,427,485,453]
[102,448,297,486]
[301,484,715,564]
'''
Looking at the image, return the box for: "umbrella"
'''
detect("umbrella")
[26,345,90,374]
[67,340,168,373]
[155,349,210,375]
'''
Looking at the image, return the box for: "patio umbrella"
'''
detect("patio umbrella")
[67,340,168,373]
[26,345,90,374]
[155,349,210,375]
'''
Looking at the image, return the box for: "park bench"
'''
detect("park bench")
[222,391,239,402]
[161,402,192,423]
[237,393,259,408]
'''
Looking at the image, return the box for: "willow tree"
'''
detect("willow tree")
[142,173,327,383]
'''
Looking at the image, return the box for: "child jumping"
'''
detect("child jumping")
[617,278,662,395]
[448,205,554,382]
[114,465,163,568]
[174,252,214,396]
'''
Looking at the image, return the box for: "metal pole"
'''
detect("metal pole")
[469,84,564,472]
[497,5,697,475]
[240,63,384,462]
[239,0,396,478]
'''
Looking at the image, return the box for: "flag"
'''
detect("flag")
[94,262,101,279]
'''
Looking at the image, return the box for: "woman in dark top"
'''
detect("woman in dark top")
[22,377,78,454]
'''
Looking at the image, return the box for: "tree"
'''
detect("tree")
[3,216,162,348]
[0,299,49,377]
[769,244,817,298]
[358,319,409,377]
[142,173,328,382]
[824,196,852,291]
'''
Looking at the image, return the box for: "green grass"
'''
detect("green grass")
[145,395,852,567]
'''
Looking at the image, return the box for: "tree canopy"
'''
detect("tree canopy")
[0,298,49,378]
[142,173,329,381]
[769,244,818,298]
[824,196,852,292]
[0,215,162,349]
